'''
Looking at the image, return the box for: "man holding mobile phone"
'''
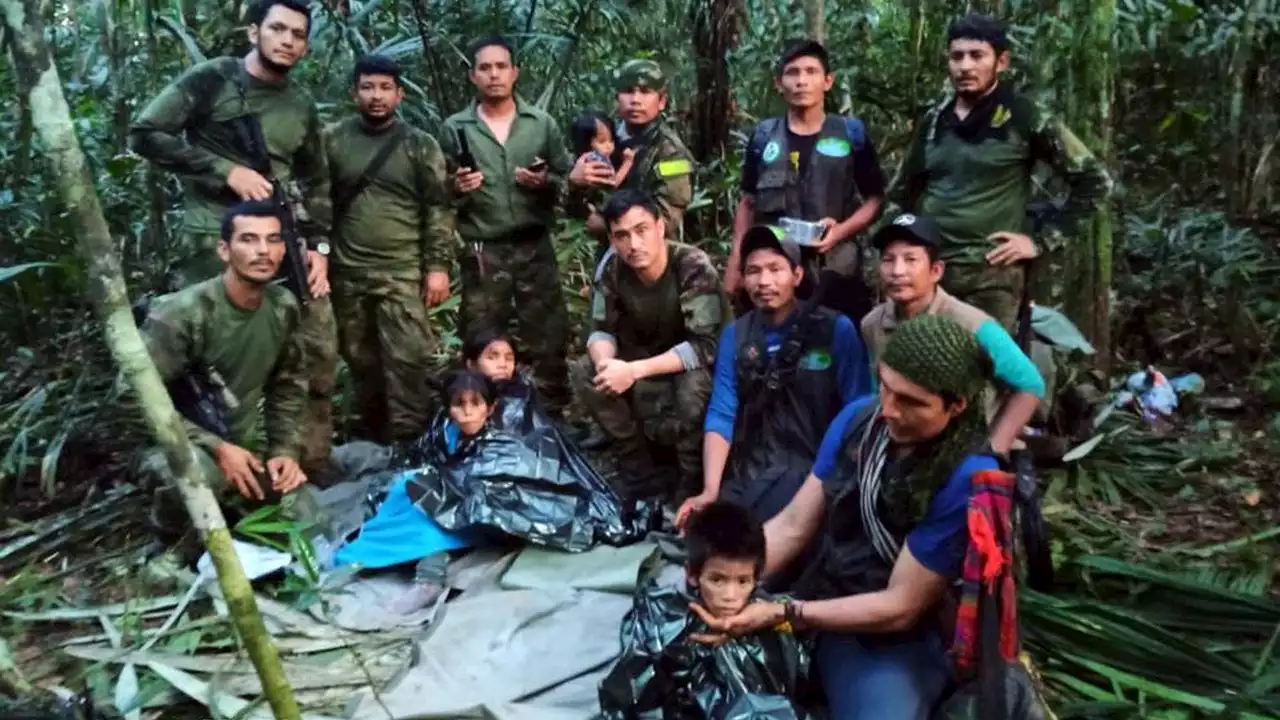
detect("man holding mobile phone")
[441,35,576,413]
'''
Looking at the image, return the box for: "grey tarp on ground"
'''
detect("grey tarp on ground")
[343,542,659,718]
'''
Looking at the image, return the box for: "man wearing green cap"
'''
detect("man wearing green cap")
[569,190,729,503]
[690,314,1000,719]
[439,35,576,412]
[728,40,887,323]
[864,213,1044,458]
[886,14,1111,330]
[675,224,870,529]
[571,58,696,243]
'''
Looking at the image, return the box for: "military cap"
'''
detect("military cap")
[615,59,666,91]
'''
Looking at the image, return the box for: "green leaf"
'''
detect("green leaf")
[0,262,58,284]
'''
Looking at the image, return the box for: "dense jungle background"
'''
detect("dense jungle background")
[1,0,1279,717]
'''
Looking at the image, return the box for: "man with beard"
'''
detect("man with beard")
[133,202,309,539]
[726,41,886,323]
[863,213,1043,458]
[675,225,870,529]
[130,0,339,478]
[690,314,1001,719]
[569,190,729,504]
[323,55,454,443]
[440,36,575,413]
[571,59,695,243]
[886,14,1112,330]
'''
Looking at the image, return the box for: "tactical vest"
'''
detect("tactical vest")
[720,306,844,522]
[793,403,906,601]
[752,115,865,225]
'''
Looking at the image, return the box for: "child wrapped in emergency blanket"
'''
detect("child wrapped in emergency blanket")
[334,329,652,613]
[598,502,814,719]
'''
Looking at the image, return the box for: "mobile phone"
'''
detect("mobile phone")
[528,158,549,173]
[455,129,476,171]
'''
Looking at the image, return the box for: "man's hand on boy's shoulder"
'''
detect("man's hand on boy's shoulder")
[688,600,788,645]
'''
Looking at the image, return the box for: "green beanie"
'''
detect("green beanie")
[881,315,988,402]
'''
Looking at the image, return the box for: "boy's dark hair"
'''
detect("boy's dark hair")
[220,201,283,243]
[946,13,1009,54]
[353,54,402,87]
[467,35,517,66]
[685,501,766,576]
[776,39,830,76]
[462,327,518,365]
[442,369,497,407]
[570,111,614,156]
[246,0,312,34]
[600,189,662,229]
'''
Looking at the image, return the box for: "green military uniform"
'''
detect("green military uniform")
[130,57,339,473]
[886,86,1112,329]
[132,277,307,529]
[324,117,455,443]
[569,243,729,502]
[439,99,574,411]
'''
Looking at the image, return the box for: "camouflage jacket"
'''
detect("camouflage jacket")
[589,243,729,366]
[140,277,307,460]
[323,116,456,280]
[129,57,332,243]
[885,85,1112,263]
[616,120,696,237]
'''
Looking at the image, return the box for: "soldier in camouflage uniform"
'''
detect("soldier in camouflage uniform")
[323,55,455,443]
[571,59,696,246]
[133,203,309,533]
[129,0,338,476]
[439,36,575,412]
[886,14,1113,330]
[569,190,730,503]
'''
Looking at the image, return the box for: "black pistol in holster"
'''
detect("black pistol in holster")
[132,298,237,440]
[228,114,313,307]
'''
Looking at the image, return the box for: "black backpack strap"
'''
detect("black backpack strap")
[334,124,408,220]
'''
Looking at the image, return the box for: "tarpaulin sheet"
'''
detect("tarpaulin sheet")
[401,375,654,552]
[597,580,813,719]
[346,587,632,719]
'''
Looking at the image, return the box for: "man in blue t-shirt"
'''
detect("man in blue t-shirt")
[689,314,999,719]
[676,226,870,528]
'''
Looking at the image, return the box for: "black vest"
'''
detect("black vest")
[752,115,863,225]
[719,306,844,522]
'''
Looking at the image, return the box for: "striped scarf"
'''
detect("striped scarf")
[951,469,1020,677]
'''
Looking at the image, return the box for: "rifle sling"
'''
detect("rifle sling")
[334,125,408,221]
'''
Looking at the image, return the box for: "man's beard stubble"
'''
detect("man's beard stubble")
[258,45,295,76]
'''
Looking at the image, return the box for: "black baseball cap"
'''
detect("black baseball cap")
[871,213,944,252]
[740,225,802,270]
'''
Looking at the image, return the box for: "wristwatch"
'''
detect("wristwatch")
[783,599,803,624]
[314,241,331,256]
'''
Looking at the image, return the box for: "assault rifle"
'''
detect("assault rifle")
[228,113,313,307]
[132,298,234,439]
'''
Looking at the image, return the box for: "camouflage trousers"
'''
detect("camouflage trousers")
[458,229,570,411]
[568,354,711,502]
[332,274,438,444]
[942,261,1025,332]
[132,446,323,539]
[177,233,338,476]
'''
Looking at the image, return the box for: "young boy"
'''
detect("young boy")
[598,501,811,718]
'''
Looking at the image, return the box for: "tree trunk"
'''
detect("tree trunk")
[1064,0,1114,371]
[0,2,302,718]
[803,0,823,44]
[1226,0,1262,214]
[690,0,742,163]
[144,0,169,265]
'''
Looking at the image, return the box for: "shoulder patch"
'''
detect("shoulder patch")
[656,159,693,178]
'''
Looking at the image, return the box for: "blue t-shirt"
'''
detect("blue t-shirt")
[812,397,997,579]
[704,312,870,440]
